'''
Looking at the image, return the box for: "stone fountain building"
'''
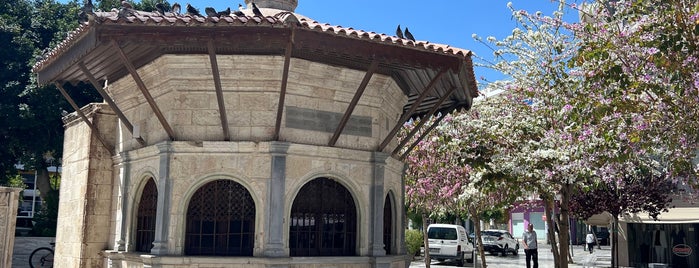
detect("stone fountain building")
[32,0,477,267]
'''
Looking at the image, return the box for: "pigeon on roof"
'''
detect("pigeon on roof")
[217,7,231,17]
[186,3,201,16]
[396,25,404,39]
[121,0,132,9]
[404,27,415,41]
[171,2,181,15]
[238,3,244,10]
[155,2,166,15]
[252,2,263,17]
[78,0,95,23]
[205,7,217,17]
[233,9,245,16]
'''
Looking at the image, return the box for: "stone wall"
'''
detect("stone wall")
[57,103,117,268]
[0,187,21,268]
[108,55,406,153]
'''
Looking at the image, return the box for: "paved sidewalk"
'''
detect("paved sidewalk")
[410,243,612,268]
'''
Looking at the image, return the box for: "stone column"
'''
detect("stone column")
[151,142,172,255]
[0,187,21,268]
[263,142,289,257]
[113,154,130,251]
[369,152,389,256]
[398,163,408,255]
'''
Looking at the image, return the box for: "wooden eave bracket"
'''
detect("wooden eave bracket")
[111,40,176,141]
[207,39,231,141]
[78,62,146,146]
[55,82,115,156]
[274,27,295,141]
[399,102,460,161]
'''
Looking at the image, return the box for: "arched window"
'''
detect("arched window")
[289,177,357,256]
[383,194,393,255]
[136,178,157,252]
[185,180,255,256]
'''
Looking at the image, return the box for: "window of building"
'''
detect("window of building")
[383,194,393,255]
[289,177,357,256]
[185,179,255,256]
[135,178,157,252]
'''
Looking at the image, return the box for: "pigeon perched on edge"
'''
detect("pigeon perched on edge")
[251,2,263,17]
[171,2,181,15]
[204,7,217,17]
[186,3,201,16]
[404,27,415,41]
[396,25,404,39]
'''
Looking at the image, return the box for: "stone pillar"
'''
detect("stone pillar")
[398,163,408,255]
[151,142,172,255]
[263,142,290,257]
[113,154,130,251]
[0,187,21,268]
[369,152,389,256]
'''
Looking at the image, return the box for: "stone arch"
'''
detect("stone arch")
[129,171,159,252]
[134,177,158,252]
[383,190,397,255]
[288,176,359,256]
[181,177,258,256]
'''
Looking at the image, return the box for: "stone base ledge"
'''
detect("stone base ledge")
[104,250,411,268]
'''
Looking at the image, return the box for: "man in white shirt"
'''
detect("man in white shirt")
[522,223,538,268]
[586,231,596,253]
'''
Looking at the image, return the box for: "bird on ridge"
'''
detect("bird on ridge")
[186,3,201,16]
[396,25,404,39]
[252,2,263,17]
[404,27,415,41]
[121,0,133,9]
[171,2,181,15]
[205,7,217,17]
[217,7,231,17]
[155,2,166,15]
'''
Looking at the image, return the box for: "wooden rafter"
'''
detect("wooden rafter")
[274,28,295,141]
[378,68,448,152]
[111,40,176,141]
[207,40,231,141]
[399,102,460,161]
[78,62,146,146]
[392,86,456,155]
[328,59,379,146]
[54,82,115,156]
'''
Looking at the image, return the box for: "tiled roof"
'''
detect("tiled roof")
[32,8,471,73]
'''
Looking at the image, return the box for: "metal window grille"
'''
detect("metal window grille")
[136,178,158,252]
[185,180,255,256]
[383,195,393,255]
[289,177,357,256]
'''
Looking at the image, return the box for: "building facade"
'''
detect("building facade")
[32,0,478,267]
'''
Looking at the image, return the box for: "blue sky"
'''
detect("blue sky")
[181,0,585,85]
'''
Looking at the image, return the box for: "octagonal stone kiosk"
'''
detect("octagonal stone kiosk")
[32,0,477,267]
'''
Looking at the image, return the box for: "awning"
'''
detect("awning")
[621,207,699,224]
[585,212,613,226]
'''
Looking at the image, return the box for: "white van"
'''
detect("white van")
[427,224,474,266]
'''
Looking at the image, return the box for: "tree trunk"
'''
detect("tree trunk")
[470,207,488,268]
[35,166,52,200]
[422,213,431,268]
[559,184,572,267]
[612,215,619,268]
[544,196,560,267]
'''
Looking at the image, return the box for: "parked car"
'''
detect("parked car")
[480,229,519,256]
[427,224,474,266]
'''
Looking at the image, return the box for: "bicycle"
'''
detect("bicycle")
[29,242,54,268]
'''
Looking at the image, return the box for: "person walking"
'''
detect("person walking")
[522,223,538,268]
[586,230,596,253]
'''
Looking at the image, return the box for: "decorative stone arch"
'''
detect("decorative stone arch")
[177,174,261,256]
[383,190,398,255]
[127,170,159,252]
[286,173,363,256]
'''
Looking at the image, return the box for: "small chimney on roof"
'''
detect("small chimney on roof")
[245,0,298,12]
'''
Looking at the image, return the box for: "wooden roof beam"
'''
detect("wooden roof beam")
[111,40,176,141]
[207,40,231,141]
[78,62,146,146]
[274,28,295,141]
[54,82,115,156]
[328,59,379,146]
[378,68,447,152]
[392,86,456,156]
[399,102,460,161]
